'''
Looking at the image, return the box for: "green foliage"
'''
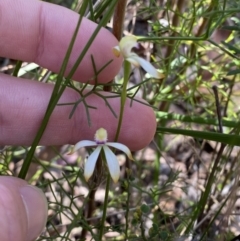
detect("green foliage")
[3,0,240,240]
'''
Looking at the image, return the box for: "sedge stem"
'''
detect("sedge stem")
[114,60,131,141]
[98,173,111,239]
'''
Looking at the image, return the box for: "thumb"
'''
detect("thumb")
[0,176,48,241]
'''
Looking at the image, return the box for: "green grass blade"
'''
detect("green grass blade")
[157,127,240,146]
[19,1,89,179]
[156,111,240,128]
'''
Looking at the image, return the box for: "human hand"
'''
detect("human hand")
[0,0,156,240]
[0,176,47,241]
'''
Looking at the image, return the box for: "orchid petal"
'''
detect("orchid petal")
[84,146,102,181]
[106,142,134,160]
[103,146,120,183]
[119,35,138,58]
[73,140,96,152]
[130,56,164,79]
[126,55,141,67]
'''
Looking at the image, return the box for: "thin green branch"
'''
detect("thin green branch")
[156,111,240,128]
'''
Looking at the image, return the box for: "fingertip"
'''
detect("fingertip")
[0,0,122,84]
[20,185,48,241]
[120,98,156,150]
[37,4,123,83]
[0,75,155,150]
[73,93,156,151]
[37,1,123,83]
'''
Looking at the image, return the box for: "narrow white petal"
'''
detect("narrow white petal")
[130,56,164,79]
[73,140,96,152]
[106,142,134,160]
[103,146,120,183]
[84,146,102,181]
[126,55,141,67]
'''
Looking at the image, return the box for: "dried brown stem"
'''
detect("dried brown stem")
[103,0,127,92]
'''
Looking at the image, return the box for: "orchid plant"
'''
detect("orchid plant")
[73,36,161,184]
[71,35,162,240]
[73,128,133,183]
[112,35,164,141]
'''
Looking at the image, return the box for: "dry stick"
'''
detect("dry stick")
[164,0,185,67]
[204,81,233,193]
[189,0,216,60]
[103,0,127,92]
[212,86,223,133]
[219,171,239,237]
[112,0,127,41]
[197,86,226,227]
[159,1,215,112]
[213,84,239,235]
[158,0,185,112]
[203,82,233,195]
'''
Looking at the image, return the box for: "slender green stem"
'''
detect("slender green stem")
[98,58,131,239]
[19,0,118,179]
[157,127,240,147]
[18,1,89,179]
[12,61,22,77]
[99,61,131,238]
[139,216,147,241]
[18,85,66,179]
[114,60,131,141]
[98,173,111,240]
[124,172,130,240]
[19,91,67,179]
[164,0,185,68]
[185,144,226,234]
[156,111,240,128]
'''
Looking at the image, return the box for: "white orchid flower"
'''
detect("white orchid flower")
[113,35,164,79]
[73,128,133,183]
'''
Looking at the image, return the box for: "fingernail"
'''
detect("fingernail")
[20,185,48,241]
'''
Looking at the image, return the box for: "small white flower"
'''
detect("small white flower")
[113,35,164,79]
[73,128,133,183]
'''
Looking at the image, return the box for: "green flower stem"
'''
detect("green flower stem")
[124,172,131,240]
[114,60,131,141]
[98,61,131,239]
[12,60,23,77]
[98,173,111,240]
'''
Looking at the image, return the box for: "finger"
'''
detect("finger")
[0,74,156,151]
[0,176,47,241]
[0,0,122,83]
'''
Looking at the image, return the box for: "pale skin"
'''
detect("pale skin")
[0,0,156,240]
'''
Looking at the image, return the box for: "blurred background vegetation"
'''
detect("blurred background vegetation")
[2,0,240,240]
